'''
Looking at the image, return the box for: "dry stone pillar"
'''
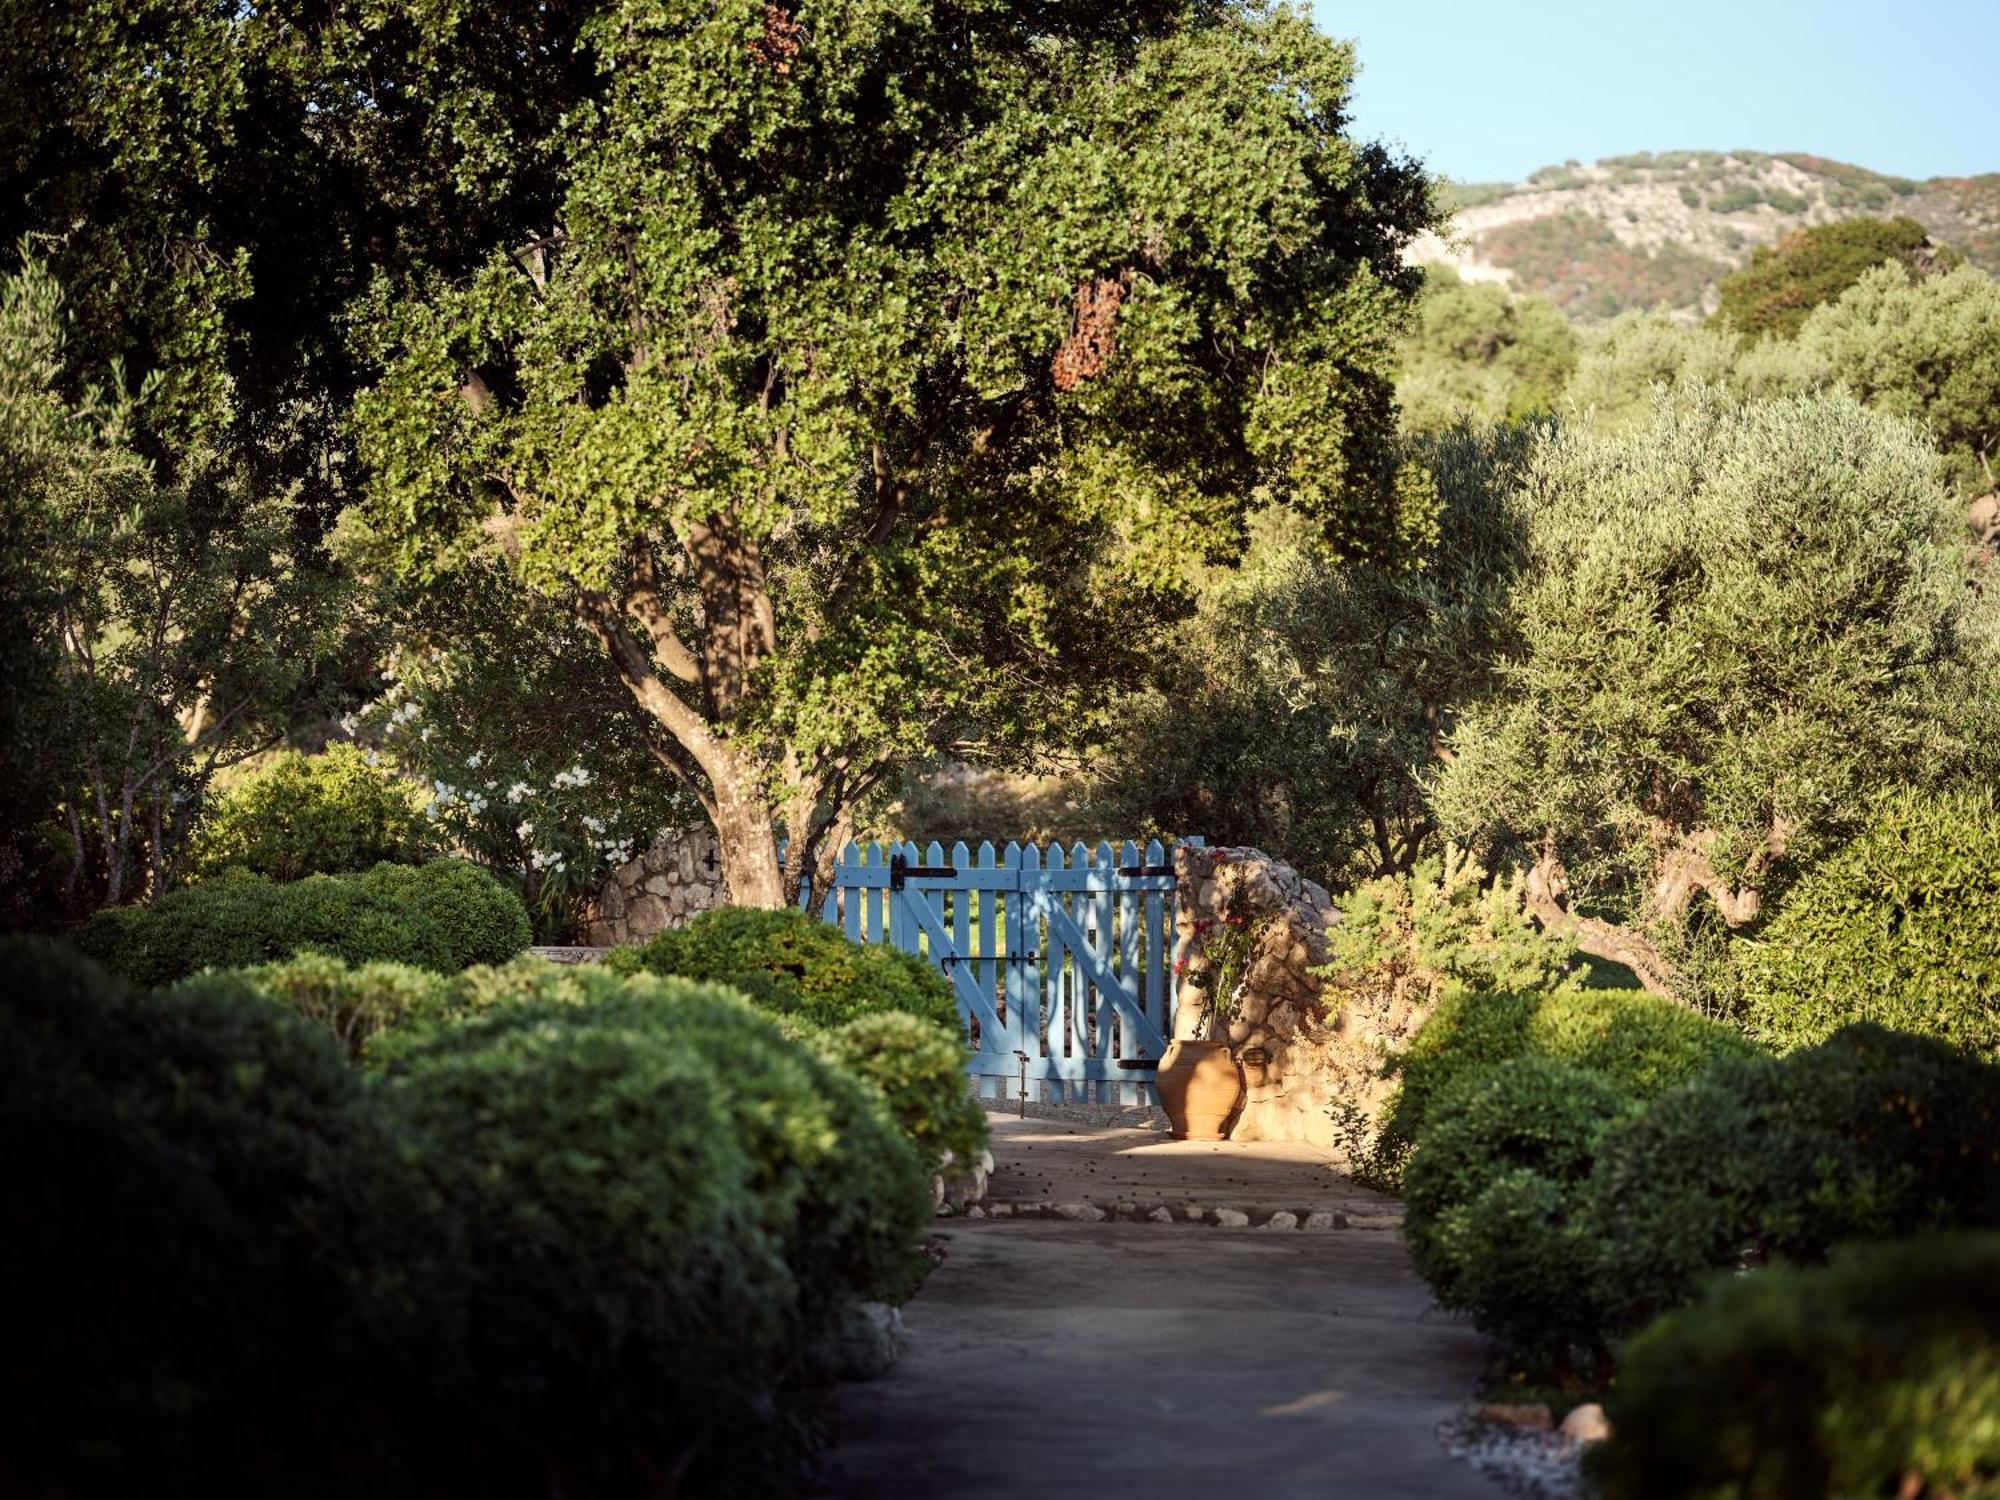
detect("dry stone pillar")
[584,824,729,946]
[1169,844,1438,1150]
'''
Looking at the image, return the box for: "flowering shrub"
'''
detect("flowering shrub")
[343,637,691,940]
[1179,899,1268,1034]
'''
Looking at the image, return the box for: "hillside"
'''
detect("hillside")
[1414,150,2000,321]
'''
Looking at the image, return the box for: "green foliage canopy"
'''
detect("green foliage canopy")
[1395,267,1578,432]
[1713,215,1953,340]
[1434,385,1999,986]
[1739,788,2000,1059]
[346,0,1440,906]
[1096,425,1533,885]
[188,745,431,883]
[1790,261,2000,494]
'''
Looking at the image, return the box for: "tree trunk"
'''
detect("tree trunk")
[710,765,785,908]
[1525,841,1679,997]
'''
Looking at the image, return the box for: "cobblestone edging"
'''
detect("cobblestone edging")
[958,1200,1405,1230]
[527,945,612,965]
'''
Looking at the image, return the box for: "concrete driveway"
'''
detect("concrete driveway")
[821,1216,1497,1499]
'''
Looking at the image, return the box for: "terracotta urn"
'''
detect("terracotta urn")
[1156,1040,1243,1141]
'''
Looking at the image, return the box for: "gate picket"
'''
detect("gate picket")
[822,836,1188,1106]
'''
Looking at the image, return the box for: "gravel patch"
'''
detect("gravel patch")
[1438,1413,1592,1498]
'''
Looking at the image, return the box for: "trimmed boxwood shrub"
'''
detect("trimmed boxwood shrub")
[609,906,960,1033]
[1739,788,2000,1059]
[233,947,989,1172]
[71,873,454,987]
[358,858,533,970]
[187,745,431,882]
[1402,1056,1636,1372]
[1588,1232,2000,1499]
[1371,985,1755,1185]
[370,978,930,1494]
[819,1011,989,1170]
[203,949,455,1060]
[607,907,984,1171]
[0,938,449,1498]
[1586,1024,2000,1340]
[70,862,531,987]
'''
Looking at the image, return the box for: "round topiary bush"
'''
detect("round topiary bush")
[370,975,930,1494]
[819,1011,988,1171]
[357,858,533,970]
[1586,1024,2000,1340]
[0,938,448,1496]
[1403,1056,1634,1371]
[202,949,455,1061]
[1739,788,2000,1059]
[187,745,431,882]
[609,905,959,1033]
[70,872,453,987]
[1371,985,1753,1187]
[1588,1232,2000,1500]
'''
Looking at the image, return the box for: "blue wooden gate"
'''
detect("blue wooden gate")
[820,840,1184,1105]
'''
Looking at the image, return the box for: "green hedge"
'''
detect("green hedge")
[371,978,930,1491]
[187,744,431,882]
[2,938,934,1497]
[1588,1233,2000,1499]
[609,906,960,1032]
[1402,1056,1635,1371]
[1739,789,2000,1060]
[1370,985,1755,1185]
[1586,1024,2000,1341]
[1401,1022,2000,1379]
[0,938,449,1496]
[70,861,531,986]
[358,858,534,970]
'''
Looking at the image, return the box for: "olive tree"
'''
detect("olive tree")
[1098,423,1535,886]
[350,1,1438,906]
[1790,262,2000,496]
[1434,385,2000,991]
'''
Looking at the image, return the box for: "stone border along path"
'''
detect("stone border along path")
[820,1108,1500,1499]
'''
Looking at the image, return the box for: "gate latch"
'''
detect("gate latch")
[889,852,958,891]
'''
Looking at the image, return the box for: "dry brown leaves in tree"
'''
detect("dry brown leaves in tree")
[1052,276,1127,392]
[749,4,802,74]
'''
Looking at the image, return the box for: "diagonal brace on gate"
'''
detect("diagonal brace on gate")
[902,888,1008,1043]
[1038,898,1169,1058]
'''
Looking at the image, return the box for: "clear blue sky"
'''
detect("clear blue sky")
[1313,0,2000,185]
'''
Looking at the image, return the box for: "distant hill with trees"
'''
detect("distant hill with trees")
[1417,150,2000,321]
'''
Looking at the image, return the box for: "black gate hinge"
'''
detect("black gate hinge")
[889,852,958,891]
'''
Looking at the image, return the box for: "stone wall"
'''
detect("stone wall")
[584,824,728,947]
[1172,844,1438,1151]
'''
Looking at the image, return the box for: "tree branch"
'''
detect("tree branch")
[646,738,718,821]
[626,536,702,685]
[578,589,726,778]
[1524,839,1679,997]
